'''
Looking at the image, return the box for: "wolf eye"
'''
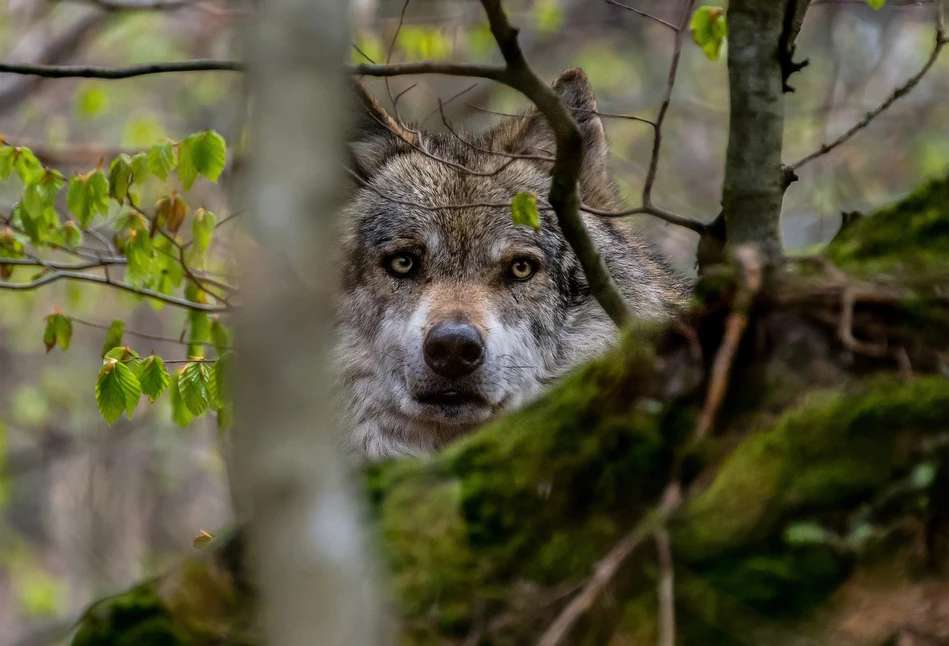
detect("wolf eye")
[509,258,536,281]
[386,253,417,277]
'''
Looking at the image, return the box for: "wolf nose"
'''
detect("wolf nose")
[423,321,485,378]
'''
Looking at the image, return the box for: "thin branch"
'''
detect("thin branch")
[350,61,507,82]
[642,0,694,210]
[580,204,708,235]
[0,59,242,79]
[0,270,229,312]
[536,485,681,646]
[69,316,229,349]
[604,0,678,30]
[791,12,946,170]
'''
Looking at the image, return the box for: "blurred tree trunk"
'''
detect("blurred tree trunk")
[230,0,387,645]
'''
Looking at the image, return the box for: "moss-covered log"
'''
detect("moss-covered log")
[70,177,949,645]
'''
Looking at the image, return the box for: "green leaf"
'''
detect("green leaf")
[14,148,44,184]
[146,140,177,181]
[0,146,15,180]
[191,208,216,257]
[138,355,170,402]
[177,130,226,190]
[101,320,125,357]
[60,221,83,248]
[867,0,886,8]
[42,312,72,352]
[210,318,231,355]
[188,310,211,358]
[67,170,110,228]
[95,360,141,425]
[215,350,233,408]
[178,361,211,416]
[130,152,150,185]
[511,192,540,231]
[0,229,25,279]
[690,6,728,62]
[108,154,133,204]
[169,368,194,427]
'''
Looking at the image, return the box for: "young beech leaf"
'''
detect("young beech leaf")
[690,6,728,62]
[178,130,226,190]
[68,170,110,228]
[511,192,540,231]
[95,359,141,425]
[155,193,188,234]
[138,355,170,402]
[0,146,15,180]
[169,367,194,427]
[210,318,231,356]
[867,0,886,8]
[146,140,177,181]
[60,221,83,249]
[178,361,211,416]
[108,154,133,204]
[0,229,25,279]
[42,312,72,353]
[130,152,150,185]
[14,148,44,184]
[101,320,125,358]
[191,208,216,257]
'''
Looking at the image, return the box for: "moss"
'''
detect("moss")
[827,175,949,272]
[71,586,186,646]
[672,376,949,563]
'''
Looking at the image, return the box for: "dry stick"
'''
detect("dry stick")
[536,483,681,646]
[791,15,947,170]
[68,316,229,349]
[694,247,763,438]
[384,0,413,127]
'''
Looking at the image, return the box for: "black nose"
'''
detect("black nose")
[423,321,485,379]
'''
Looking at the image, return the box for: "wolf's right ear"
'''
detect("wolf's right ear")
[348,81,417,180]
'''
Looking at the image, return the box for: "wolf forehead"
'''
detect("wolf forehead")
[344,143,571,264]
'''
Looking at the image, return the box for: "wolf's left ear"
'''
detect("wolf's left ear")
[494,69,611,199]
[347,80,418,180]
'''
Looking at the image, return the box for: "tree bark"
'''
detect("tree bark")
[722,0,801,265]
[230,1,387,645]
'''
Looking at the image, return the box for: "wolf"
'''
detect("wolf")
[334,68,689,460]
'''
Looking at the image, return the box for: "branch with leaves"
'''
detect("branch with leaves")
[0,129,235,428]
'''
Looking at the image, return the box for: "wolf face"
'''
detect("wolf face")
[334,69,688,460]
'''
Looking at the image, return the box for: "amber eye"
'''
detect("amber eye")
[386,253,416,277]
[509,258,536,281]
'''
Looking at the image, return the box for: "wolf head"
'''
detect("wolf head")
[334,69,687,460]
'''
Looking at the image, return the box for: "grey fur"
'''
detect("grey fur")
[333,69,689,460]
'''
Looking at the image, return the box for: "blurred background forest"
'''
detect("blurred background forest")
[0,0,946,644]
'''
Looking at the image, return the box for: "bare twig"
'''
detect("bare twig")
[604,0,678,30]
[537,483,681,646]
[791,7,946,170]
[0,270,229,311]
[695,247,763,438]
[581,201,707,235]
[69,316,230,349]
[642,0,694,209]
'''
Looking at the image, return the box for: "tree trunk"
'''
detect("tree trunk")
[230,0,387,644]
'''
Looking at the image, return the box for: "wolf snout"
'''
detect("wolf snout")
[423,321,485,379]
